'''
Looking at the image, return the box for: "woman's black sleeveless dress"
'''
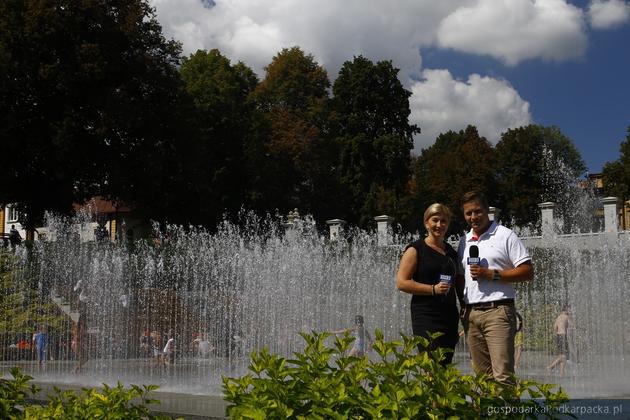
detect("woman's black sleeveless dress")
[407,239,459,365]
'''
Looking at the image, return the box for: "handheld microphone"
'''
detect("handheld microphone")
[439,259,455,285]
[467,245,480,265]
[439,260,455,301]
[468,245,480,280]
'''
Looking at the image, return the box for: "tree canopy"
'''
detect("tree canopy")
[332,56,418,226]
[245,47,333,217]
[0,2,598,235]
[0,0,184,228]
[602,126,630,201]
[495,125,586,229]
[179,49,258,225]
[407,125,496,234]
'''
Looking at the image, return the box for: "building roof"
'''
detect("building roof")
[72,197,132,214]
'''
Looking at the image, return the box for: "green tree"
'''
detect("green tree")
[0,251,64,335]
[0,0,184,228]
[495,125,586,230]
[254,47,330,114]
[331,56,419,227]
[179,49,258,225]
[248,47,335,217]
[602,126,630,201]
[406,125,496,234]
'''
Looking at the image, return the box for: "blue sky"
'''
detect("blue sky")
[422,19,630,173]
[150,0,630,173]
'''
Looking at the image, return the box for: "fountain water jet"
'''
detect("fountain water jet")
[1,213,410,396]
[1,201,629,403]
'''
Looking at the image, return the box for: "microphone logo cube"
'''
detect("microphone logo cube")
[439,274,452,285]
[467,257,480,265]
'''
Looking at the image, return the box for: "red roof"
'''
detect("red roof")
[72,197,132,214]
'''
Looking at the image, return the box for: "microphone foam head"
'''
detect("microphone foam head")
[469,245,479,258]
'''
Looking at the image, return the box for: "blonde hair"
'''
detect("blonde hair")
[423,203,451,223]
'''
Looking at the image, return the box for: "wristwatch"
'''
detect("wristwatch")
[493,270,502,282]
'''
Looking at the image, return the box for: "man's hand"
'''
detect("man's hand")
[470,265,493,280]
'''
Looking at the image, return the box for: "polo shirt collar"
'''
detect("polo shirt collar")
[466,221,498,242]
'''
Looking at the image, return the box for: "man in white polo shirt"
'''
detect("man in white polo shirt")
[457,191,533,385]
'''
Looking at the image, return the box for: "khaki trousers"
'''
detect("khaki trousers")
[465,304,517,385]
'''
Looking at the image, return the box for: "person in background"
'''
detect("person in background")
[162,332,177,365]
[73,314,89,373]
[139,330,152,358]
[547,307,570,377]
[16,336,30,350]
[396,203,462,366]
[9,224,22,247]
[151,331,163,365]
[514,312,524,370]
[458,191,534,385]
[332,315,371,357]
[192,333,214,358]
[32,325,48,365]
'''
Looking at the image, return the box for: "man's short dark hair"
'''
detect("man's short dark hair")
[461,191,489,210]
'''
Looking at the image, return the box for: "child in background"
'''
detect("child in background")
[332,315,371,357]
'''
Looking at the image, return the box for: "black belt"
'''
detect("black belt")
[467,299,514,310]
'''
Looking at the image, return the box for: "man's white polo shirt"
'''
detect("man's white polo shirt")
[457,222,531,304]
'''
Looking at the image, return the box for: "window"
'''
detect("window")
[7,206,19,223]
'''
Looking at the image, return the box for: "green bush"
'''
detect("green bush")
[0,367,175,419]
[223,331,571,419]
[25,383,173,420]
[0,367,39,419]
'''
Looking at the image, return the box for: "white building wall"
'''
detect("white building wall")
[2,203,114,243]
[2,204,27,240]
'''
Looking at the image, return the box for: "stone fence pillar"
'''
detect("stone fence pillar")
[326,219,347,241]
[538,202,556,236]
[374,215,393,246]
[602,197,621,233]
[283,209,301,241]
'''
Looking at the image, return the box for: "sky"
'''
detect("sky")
[149,0,630,173]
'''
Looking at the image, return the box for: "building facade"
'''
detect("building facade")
[1,197,148,244]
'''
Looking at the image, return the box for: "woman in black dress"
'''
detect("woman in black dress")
[396,203,461,365]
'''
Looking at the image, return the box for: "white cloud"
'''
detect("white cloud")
[436,0,587,65]
[149,0,590,78]
[148,1,593,153]
[587,0,630,29]
[148,0,465,79]
[409,69,532,149]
